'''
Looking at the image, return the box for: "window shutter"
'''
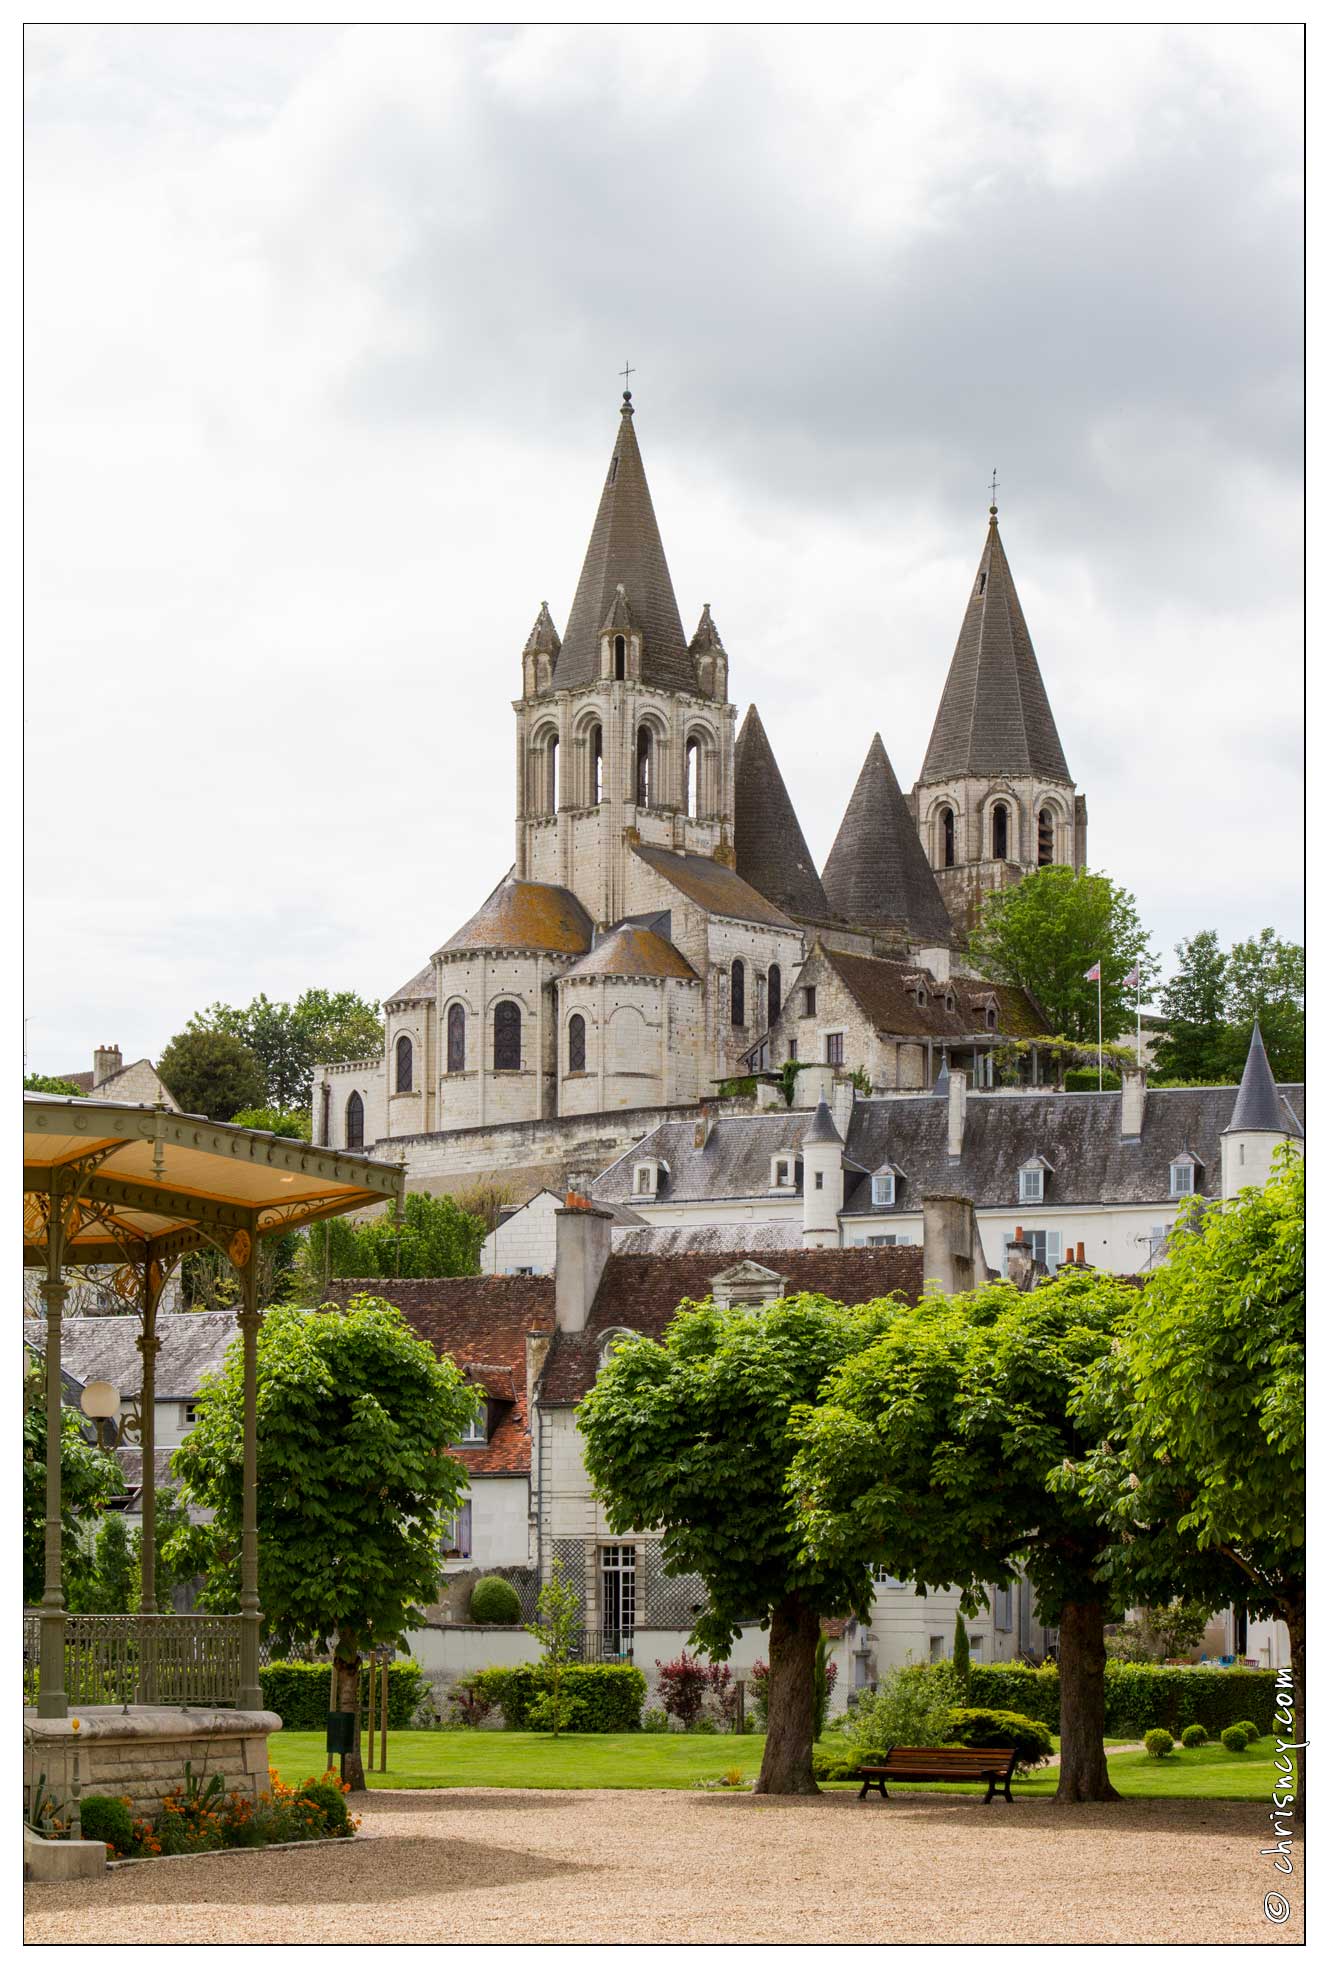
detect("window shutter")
[1046,1231,1063,1271]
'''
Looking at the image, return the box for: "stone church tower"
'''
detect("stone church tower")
[913,500,1086,937]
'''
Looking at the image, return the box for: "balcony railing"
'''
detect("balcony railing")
[23,1612,245,1708]
[576,1627,635,1665]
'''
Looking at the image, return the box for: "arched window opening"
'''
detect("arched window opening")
[447,1003,466,1075]
[614,635,626,680]
[685,738,700,817]
[941,806,955,868]
[992,802,1009,861]
[1038,807,1055,866]
[768,963,782,1024]
[731,959,746,1028]
[590,724,603,805]
[568,1013,586,1074]
[395,1034,413,1093]
[345,1091,364,1150]
[546,735,560,813]
[635,726,652,808]
[493,1000,521,1072]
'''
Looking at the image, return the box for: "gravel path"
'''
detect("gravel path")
[25,1789,1302,1945]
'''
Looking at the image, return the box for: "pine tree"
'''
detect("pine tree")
[952,1609,971,1696]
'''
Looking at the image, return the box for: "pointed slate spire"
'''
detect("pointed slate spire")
[523,601,561,658]
[932,1060,950,1097]
[554,393,693,692]
[601,583,636,634]
[919,507,1070,784]
[733,704,831,922]
[1223,1023,1285,1134]
[822,735,954,944]
[803,1096,842,1147]
[688,603,725,657]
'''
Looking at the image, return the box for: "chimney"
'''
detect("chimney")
[554,1203,614,1333]
[922,1193,983,1295]
[947,1068,968,1159]
[1006,1227,1034,1291]
[832,1075,856,1140]
[1120,1063,1147,1140]
[93,1044,122,1087]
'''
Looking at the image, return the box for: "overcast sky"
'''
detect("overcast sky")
[23,23,1303,1077]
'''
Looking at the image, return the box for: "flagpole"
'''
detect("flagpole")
[1136,970,1142,1069]
[1097,967,1103,1091]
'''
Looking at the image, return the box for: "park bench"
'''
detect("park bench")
[856,1746,1019,1804]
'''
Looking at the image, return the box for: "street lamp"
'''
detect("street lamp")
[80,1379,121,1451]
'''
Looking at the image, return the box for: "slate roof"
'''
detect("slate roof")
[733,705,832,922]
[591,1085,1305,1213]
[822,735,954,943]
[563,924,699,983]
[22,1312,238,1399]
[814,946,1044,1042]
[539,1246,924,1403]
[803,1098,842,1146]
[631,842,796,930]
[523,601,562,658]
[440,876,594,956]
[611,1222,808,1256]
[386,961,435,1005]
[325,1276,555,1477]
[1224,1024,1285,1134]
[920,510,1071,784]
[553,396,695,694]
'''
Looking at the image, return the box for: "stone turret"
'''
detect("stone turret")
[801,1098,843,1248]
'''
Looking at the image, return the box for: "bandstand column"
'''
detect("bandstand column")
[237,1234,262,1710]
[38,1201,69,1719]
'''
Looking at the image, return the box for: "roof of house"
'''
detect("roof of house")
[733,704,832,923]
[539,1246,924,1404]
[631,842,796,931]
[803,1098,843,1147]
[814,946,1045,1041]
[551,396,695,694]
[919,509,1071,785]
[324,1276,555,1476]
[611,1222,810,1257]
[1224,1024,1286,1134]
[439,876,594,957]
[22,1312,238,1400]
[562,924,699,983]
[386,961,435,1004]
[56,1059,177,1107]
[821,735,954,944]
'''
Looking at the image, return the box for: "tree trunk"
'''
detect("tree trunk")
[1055,1600,1120,1802]
[754,1595,822,1795]
[333,1640,366,1793]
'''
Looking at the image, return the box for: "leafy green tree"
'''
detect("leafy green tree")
[69,1509,136,1614]
[294,1192,485,1294]
[24,1073,88,1096]
[524,1560,582,1735]
[967,867,1156,1044]
[230,1106,312,1141]
[169,1295,478,1789]
[23,1361,124,1605]
[156,1028,267,1122]
[578,1294,905,1794]
[1221,930,1304,1081]
[191,989,383,1112]
[791,1270,1141,1802]
[1150,931,1229,1082]
[1062,1151,1305,1806]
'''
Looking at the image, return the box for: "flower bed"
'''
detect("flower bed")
[77,1768,359,1860]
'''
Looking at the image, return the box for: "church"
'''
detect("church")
[312,391,1086,1184]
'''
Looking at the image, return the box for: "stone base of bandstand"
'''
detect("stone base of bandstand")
[24,1706,283,1820]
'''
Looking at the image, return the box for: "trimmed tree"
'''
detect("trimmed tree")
[951,1610,971,1696]
[170,1295,479,1788]
[791,1269,1142,1802]
[577,1293,905,1793]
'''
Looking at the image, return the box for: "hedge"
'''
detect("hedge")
[472,1664,647,1732]
[939,1663,1279,1738]
[259,1660,425,1732]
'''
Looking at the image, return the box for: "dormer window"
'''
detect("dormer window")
[454,1412,488,1446]
[871,1170,896,1208]
[943,992,956,1014]
[1018,1159,1048,1204]
[986,1005,997,1031]
[770,1154,799,1191]
[916,986,928,1009]
[633,1158,667,1198]
[1170,1155,1199,1198]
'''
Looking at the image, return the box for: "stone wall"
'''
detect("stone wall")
[24,1706,281,1819]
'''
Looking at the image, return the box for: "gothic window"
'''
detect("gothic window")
[395,1034,413,1093]
[568,1013,586,1074]
[345,1091,364,1150]
[992,802,1009,861]
[685,738,700,817]
[546,735,559,813]
[940,806,955,868]
[614,635,626,680]
[635,726,652,807]
[493,1000,521,1072]
[730,959,746,1027]
[590,724,603,805]
[447,1003,466,1074]
[1038,807,1055,866]
[768,963,782,1023]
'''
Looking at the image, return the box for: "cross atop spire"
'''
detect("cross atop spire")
[989,467,999,515]
[620,360,635,394]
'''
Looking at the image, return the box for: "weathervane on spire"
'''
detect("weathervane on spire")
[989,468,999,514]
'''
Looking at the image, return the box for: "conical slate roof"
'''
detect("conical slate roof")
[688,603,725,657]
[523,602,561,659]
[822,735,954,944]
[802,1097,842,1147]
[919,509,1070,784]
[1223,1023,1285,1134]
[554,394,693,693]
[734,705,831,922]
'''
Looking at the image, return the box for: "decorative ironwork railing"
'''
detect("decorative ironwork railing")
[576,1627,635,1665]
[22,1613,245,1708]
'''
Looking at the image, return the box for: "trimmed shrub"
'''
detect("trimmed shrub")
[1143,1729,1174,1759]
[1064,1067,1122,1091]
[955,1662,1278,1738]
[300,1778,354,1837]
[1180,1723,1208,1749]
[469,1576,521,1625]
[472,1663,646,1733]
[843,1664,962,1760]
[655,1653,711,1727]
[1221,1725,1249,1753]
[1235,1719,1262,1745]
[79,1794,135,1855]
[258,1660,424,1732]
[812,1744,861,1782]
[946,1707,1054,1771]
[640,1706,669,1733]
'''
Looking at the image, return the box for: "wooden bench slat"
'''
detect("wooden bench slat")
[855,1745,1018,1805]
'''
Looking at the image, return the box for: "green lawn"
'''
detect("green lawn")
[269,1730,1282,1800]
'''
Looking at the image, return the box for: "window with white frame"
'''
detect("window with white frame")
[867,1233,910,1246]
[454,1412,488,1445]
[442,1501,472,1560]
[183,1401,199,1428]
[770,1155,797,1190]
[1169,1158,1196,1198]
[1018,1163,1045,1204]
[600,1544,636,1645]
[872,1566,906,1587]
[870,1170,895,1207]
[993,1583,1014,1632]
[1005,1229,1063,1272]
[1147,1223,1171,1266]
[928,1634,946,1663]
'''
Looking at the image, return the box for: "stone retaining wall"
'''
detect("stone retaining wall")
[24,1706,281,1819]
